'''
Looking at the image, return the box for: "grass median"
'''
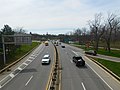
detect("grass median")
[92,57,120,77]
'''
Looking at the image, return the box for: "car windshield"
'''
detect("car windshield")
[75,57,82,60]
[43,57,49,59]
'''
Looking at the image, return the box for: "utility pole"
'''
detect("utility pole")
[2,35,6,65]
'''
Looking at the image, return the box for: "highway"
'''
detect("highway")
[0,42,55,90]
[57,44,120,90]
[0,42,120,90]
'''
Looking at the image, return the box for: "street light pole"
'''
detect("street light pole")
[2,36,6,65]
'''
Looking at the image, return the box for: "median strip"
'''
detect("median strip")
[46,44,61,90]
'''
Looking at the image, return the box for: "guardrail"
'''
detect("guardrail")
[46,44,61,90]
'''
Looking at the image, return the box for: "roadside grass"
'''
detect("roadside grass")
[72,44,120,58]
[0,42,39,69]
[7,42,39,64]
[92,57,120,77]
[98,49,120,58]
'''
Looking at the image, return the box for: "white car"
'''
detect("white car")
[41,54,51,65]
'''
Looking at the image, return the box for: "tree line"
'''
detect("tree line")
[64,12,120,52]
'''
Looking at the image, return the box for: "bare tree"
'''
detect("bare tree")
[74,28,82,44]
[102,13,120,52]
[14,27,26,34]
[88,13,105,51]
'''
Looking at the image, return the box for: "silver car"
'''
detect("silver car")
[41,54,51,65]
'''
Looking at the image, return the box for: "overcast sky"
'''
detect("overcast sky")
[0,0,120,34]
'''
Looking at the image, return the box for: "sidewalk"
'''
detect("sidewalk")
[70,44,120,62]
[86,54,120,62]
[72,44,120,50]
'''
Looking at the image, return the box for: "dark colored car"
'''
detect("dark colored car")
[61,45,65,48]
[73,56,85,66]
[85,50,97,56]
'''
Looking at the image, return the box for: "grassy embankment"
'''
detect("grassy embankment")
[0,42,40,69]
[92,57,120,77]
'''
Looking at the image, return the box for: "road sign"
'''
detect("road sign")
[2,34,32,64]
[14,34,32,45]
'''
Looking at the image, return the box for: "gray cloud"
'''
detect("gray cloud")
[0,0,119,34]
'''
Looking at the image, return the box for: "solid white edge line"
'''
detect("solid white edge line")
[81,82,86,90]
[86,63,113,90]
[25,76,33,86]
[83,56,92,62]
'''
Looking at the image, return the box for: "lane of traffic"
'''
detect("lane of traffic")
[64,44,120,90]
[58,45,111,90]
[0,42,55,90]
[58,46,85,90]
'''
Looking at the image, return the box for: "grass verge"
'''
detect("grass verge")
[72,44,120,58]
[0,42,40,69]
[92,57,120,77]
[7,42,39,64]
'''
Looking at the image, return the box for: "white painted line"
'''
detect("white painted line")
[31,55,36,57]
[81,82,86,90]
[25,76,33,86]
[70,59,73,63]
[9,73,15,78]
[83,56,92,62]
[23,63,28,66]
[29,57,34,60]
[72,50,79,56]
[17,67,22,71]
[86,63,113,90]
[0,75,12,88]
[0,85,2,88]
[72,50,76,54]
[27,59,32,62]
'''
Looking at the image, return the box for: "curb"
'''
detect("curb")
[86,55,120,82]
[0,43,40,74]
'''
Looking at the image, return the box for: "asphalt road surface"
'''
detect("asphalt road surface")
[0,42,54,90]
[57,43,120,90]
[0,42,120,90]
